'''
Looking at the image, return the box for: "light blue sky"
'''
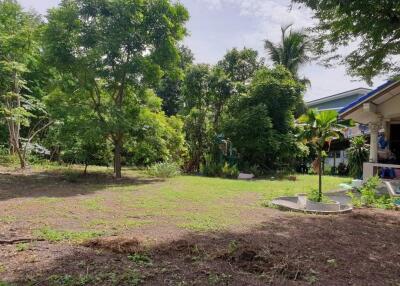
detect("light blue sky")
[20,0,384,101]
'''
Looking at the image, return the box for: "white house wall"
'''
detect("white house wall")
[377,93,400,119]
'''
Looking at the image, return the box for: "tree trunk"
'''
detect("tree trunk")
[16,148,26,169]
[84,163,88,175]
[6,70,23,165]
[8,132,25,169]
[114,137,122,179]
[318,152,322,202]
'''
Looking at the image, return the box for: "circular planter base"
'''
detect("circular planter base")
[271,193,353,215]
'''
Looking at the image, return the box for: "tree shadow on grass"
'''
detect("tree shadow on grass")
[0,170,164,201]
[3,209,400,285]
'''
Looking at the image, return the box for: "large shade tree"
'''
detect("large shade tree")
[156,45,194,116]
[298,109,348,202]
[293,0,400,84]
[44,0,189,178]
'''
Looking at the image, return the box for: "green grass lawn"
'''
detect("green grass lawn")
[0,165,351,241]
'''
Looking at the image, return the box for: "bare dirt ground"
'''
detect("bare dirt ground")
[1,168,400,286]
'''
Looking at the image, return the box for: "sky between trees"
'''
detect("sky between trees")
[19,0,385,101]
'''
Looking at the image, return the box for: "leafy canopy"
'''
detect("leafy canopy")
[293,0,400,83]
[43,0,189,177]
[217,48,263,83]
[223,66,305,171]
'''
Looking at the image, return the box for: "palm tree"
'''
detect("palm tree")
[264,24,310,84]
[298,109,348,202]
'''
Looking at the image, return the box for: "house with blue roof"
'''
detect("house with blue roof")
[306,88,371,169]
[339,80,400,181]
[307,88,371,112]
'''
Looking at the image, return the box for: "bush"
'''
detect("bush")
[200,155,239,179]
[28,154,48,165]
[360,176,380,206]
[349,176,397,209]
[200,161,222,177]
[147,162,181,178]
[308,188,332,203]
[0,154,19,165]
[200,154,222,177]
[221,163,239,179]
[0,145,8,156]
[337,163,349,176]
[347,136,369,179]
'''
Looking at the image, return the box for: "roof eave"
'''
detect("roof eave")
[339,81,400,118]
[306,87,371,107]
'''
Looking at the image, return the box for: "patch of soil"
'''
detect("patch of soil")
[2,209,400,285]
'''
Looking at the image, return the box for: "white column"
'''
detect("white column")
[369,122,380,163]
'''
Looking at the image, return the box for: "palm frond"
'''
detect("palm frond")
[264,25,310,80]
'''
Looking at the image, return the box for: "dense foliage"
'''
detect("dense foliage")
[43,0,189,178]
[349,176,398,210]
[293,0,400,83]
[0,0,51,168]
[0,0,311,178]
[347,136,369,179]
[223,66,305,172]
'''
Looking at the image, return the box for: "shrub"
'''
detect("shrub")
[337,163,349,176]
[147,162,181,178]
[28,154,48,165]
[360,176,380,206]
[0,154,19,165]
[308,188,332,203]
[221,163,239,179]
[246,164,263,177]
[200,161,222,177]
[347,136,369,179]
[0,145,8,156]
[200,155,222,177]
[349,176,397,209]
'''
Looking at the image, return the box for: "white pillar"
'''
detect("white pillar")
[369,122,380,163]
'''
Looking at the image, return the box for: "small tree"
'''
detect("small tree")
[223,66,305,171]
[44,0,189,178]
[298,109,348,202]
[0,0,52,168]
[347,136,369,179]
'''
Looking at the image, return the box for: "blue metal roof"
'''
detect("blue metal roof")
[339,80,394,114]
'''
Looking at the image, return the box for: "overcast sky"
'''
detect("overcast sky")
[20,0,384,101]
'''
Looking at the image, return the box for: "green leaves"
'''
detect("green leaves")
[347,136,369,179]
[44,0,189,177]
[223,66,304,170]
[293,0,400,83]
[298,109,349,153]
[264,24,310,83]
